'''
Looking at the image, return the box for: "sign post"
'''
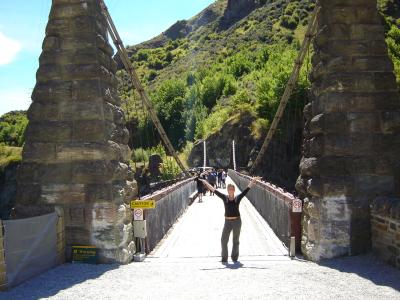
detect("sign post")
[130,199,155,262]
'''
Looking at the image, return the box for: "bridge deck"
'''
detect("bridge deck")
[2,178,400,299]
[149,177,287,261]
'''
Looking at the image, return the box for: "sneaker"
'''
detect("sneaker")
[221,258,228,263]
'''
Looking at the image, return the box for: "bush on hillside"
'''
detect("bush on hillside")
[0,111,28,147]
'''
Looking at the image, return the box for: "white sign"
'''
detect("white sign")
[134,208,144,221]
[133,220,147,238]
[292,199,302,213]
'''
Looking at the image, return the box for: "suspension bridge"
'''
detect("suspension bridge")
[1,0,400,298]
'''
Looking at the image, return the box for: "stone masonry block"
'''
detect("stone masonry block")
[22,142,56,163]
[71,161,113,184]
[72,120,106,142]
[50,2,97,19]
[84,184,114,203]
[380,111,400,134]
[41,184,86,205]
[31,81,72,103]
[329,7,379,25]
[56,142,115,162]
[313,92,400,114]
[25,121,72,143]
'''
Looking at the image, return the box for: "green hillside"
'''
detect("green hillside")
[0,0,398,165]
[117,0,400,153]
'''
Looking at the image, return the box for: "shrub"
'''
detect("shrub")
[0,146,22,176]
[251,118,269,139]
[148,70,157,81]
[137,50,149,61]
[227,53,252,79]
[201,75,226,109]
[148,58,164,70]
[223,77,238,96]
[153,80,187,149]
[280,15,298,29]
[0,111,28,147]
[195,107,230,139]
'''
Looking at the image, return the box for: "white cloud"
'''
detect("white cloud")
[0,32,22,65]
[0,88,32,115]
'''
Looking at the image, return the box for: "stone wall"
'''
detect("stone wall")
[371,197,400,269]
[15,0,136,264]
[296,0,400,261]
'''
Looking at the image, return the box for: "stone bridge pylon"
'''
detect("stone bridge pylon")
[15,0,137,263]
[297,0,400,260]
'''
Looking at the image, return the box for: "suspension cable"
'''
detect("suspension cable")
[99,0,189,177]
[249,2,321,174]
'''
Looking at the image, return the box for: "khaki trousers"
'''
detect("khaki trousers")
[221,218,242,261]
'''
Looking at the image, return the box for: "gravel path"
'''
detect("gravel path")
[1,179,399,300]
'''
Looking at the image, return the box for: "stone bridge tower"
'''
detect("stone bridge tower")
[297,0,400,260]
[15,0,137,263]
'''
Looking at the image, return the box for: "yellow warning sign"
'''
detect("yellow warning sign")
[130,200,155,209]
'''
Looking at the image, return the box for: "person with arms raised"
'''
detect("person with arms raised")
[200,176,260,263]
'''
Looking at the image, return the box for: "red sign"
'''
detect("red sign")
[292,199,302,213]
[134,208,144,221]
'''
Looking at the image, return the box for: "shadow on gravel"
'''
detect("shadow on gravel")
[0,263,119,300]
[200,261,270,271]
[317,254,400,292]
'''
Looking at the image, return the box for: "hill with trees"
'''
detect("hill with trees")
[117,0,400,159]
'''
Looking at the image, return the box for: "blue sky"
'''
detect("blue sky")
[0,0,215,115]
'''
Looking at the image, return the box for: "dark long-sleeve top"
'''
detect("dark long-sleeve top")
[195,177,203,189]
[214,187,250,217]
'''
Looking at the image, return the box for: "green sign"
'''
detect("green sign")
[72,246,98,264]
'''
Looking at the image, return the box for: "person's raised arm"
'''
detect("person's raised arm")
[200,179,215,193]
[236,176,262,203]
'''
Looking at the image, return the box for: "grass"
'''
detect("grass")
[0,145,22,173]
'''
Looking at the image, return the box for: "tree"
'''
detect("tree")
[0,111,28,147]
[153,80,187,149]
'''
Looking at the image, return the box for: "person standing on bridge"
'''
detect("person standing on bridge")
[200,176,260,263]
[221,170,227,188]
[195,173,205,203]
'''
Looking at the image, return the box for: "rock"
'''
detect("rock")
[149,154,163,178]
[219,0,259,29]
[188,111,260,169]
